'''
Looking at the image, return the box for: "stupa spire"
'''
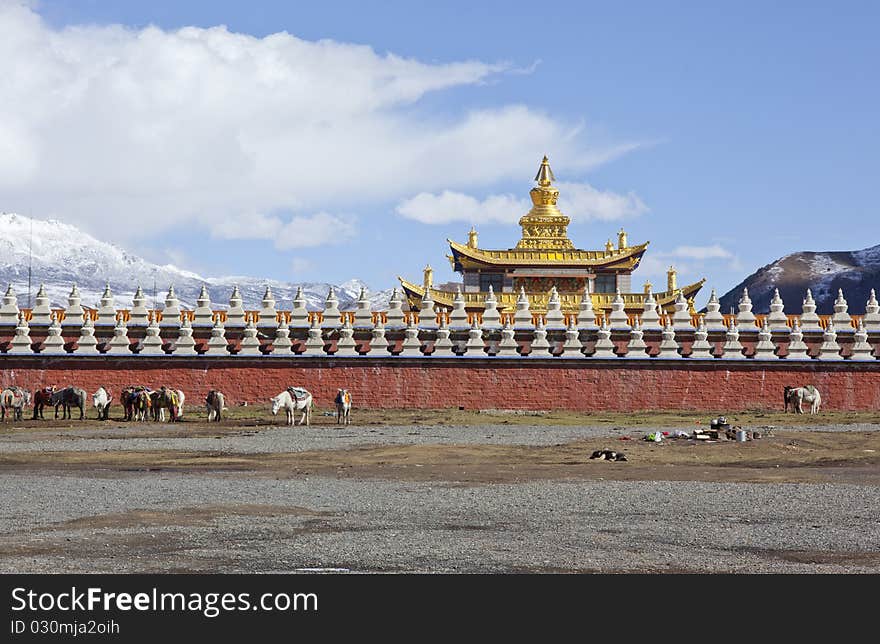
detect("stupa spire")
[516,155,573,250]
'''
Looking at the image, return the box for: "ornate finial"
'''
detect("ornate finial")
[467,226,478,249]
[423,264,434,289]
[643,281,652,294]
[534,155,555,186]
[618,228,628,249]
[667,265,677,292]
[517,155,571,250]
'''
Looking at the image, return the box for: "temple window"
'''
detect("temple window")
[594,274,616,293]
[479,273,504,292]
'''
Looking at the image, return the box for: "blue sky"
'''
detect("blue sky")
[2,0,878,304]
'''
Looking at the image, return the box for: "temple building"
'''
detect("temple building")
[399,156,706,315]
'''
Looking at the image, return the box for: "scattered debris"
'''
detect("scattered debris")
[644,432,663,442]
[589,448,627,462]
[710,416,731,430]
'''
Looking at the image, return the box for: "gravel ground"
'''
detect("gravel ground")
[1,422,879,574]
[1,473,879,574]
[1,421,877,454]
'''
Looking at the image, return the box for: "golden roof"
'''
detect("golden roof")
[448,238,649,270]
[398,277,706,313]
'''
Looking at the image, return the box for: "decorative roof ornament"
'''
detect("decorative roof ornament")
[864,289,880,332]
[62,284,84,326]
[8,312,33,354]
[608,288,631,330]
[671,290,694,330]
[767,288,789,331]
[172,316,197,355]
[96,283,116,325]
[432,315,455,356]
[592,319,616,358]
[259,286,279,328]
[849,320,875,361]
[577,284,596,328]
[736,287,756,326]
[785,319,811,360]
[42,312,67,354]
[625,317,648,358]
[656,320,680,358]
[289,286,309,328]
[753,318,777,360]
[689,317,714,359]
[385,287,406,329]
[831,289,852,328]
[162,284,181,326]
[515,156,574,250]
[193,284,214,326]
[226,285,246,327]
[800,289,821,331]
[816,318,842,360]
[721,319,744,359]
[545,286,565,329]
[530,316,551,354]
[30,284,52,325]
[640,286,661,329]
[513,286,535,329]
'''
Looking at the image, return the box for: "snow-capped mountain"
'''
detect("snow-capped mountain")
[0,213,396,311]
[717,244,880,315]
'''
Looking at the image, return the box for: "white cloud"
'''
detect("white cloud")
[396,182,647,225]
[636,244,740,291]
[210,211,355,249]
[670,244,733,260]
[290,257,313,275]
[0,2,642,247]
[556,182,648,222]
[396,191,528,225]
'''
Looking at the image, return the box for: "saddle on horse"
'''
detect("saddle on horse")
[287,387,310,401]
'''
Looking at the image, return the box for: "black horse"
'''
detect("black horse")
[49,386,87,420]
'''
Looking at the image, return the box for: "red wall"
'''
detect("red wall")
[2,356,879,411]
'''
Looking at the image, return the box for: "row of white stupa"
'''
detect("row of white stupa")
[1,283,879,360]
[3,281,880,332]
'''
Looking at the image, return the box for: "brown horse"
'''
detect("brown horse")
[32,386,56,420]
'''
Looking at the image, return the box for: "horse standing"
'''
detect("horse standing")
[49,386,87,420]
[1,387,31,422]
[32,386,56,420]
[151,387,183,422]
[335,388,352,425]
[205,390,226,422]
[93,386,112,420]
[790,385,822,414]
[271,388,312,426]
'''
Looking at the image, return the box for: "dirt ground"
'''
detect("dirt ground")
[2,406,879,486]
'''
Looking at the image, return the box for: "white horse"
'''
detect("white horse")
[92,386,112,420]
[791,385,822,414]
[205,390,226,422]
[1,387,30,422]
[335,388,352,425]
[271,388,312,426]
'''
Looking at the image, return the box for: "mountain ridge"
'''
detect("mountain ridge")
[0,213,396,311]
[717,244,880,315]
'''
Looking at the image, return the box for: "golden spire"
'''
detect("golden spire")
[667,265,678,292]
[467,226,478,249]
[534,155,556,186]
[516,156,573,250]
[423,264,434,289]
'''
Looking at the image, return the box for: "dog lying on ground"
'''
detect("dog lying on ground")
[589,448,627,462]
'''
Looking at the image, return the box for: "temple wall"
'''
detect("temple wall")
[2,355,879,412]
